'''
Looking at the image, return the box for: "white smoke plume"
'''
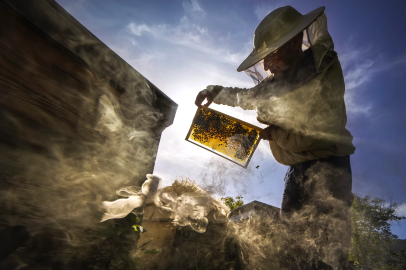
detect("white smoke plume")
[101,177,230,234]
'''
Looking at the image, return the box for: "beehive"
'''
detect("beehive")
[0,0,177,268]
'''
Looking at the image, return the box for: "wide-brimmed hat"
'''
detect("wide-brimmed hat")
[237,6,325,72]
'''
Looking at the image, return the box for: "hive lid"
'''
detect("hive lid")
[185,107,262,168]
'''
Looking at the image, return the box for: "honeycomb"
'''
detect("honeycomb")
[186,107,261,167]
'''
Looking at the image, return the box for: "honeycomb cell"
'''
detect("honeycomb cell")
[186,107,262,168]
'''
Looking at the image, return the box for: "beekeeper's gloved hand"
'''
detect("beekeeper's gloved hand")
[259,126,273,141]
[195,89,213,107]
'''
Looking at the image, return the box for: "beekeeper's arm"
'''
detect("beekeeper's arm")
[195,85,259,110]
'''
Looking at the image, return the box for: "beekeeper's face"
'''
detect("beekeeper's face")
[263,47,290,73]
[263,33,303,75]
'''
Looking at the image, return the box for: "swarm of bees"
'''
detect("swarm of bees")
[190,108,259,162]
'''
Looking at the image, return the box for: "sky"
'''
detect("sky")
[55,0,406,239]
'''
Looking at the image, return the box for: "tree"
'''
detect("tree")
[221,195,244,211]
[349,194,406,269]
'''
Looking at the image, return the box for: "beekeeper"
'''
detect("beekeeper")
[195,6,355,269]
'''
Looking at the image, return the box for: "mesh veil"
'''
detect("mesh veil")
[243,12,332,85]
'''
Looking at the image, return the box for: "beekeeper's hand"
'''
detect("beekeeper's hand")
[195,89,213,107]
[259,126,273,141]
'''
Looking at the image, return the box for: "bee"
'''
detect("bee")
[191,108,259,161]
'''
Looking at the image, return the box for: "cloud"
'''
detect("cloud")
[127,16,208,44]
[397,203,406,217]
[344,60,374,90]
[127,23,153,36]
[342,59,374,115]
[126,16,250,65]
[338,45,377,115]
[340,44,406,116]
[182,0,205,17]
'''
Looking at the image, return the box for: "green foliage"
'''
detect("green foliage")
[85,213,143,270]
[349,194,406,269]
[131,216,159,256]
[137,240,160,255]
[221,195,244,211]
[142,248,160,254]
[132,217,147,234]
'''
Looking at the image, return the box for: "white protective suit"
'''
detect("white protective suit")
[208,13,355,165]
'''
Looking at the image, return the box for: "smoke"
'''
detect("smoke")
[102,177,230,234]
[197,152,276,197]
[149,156,352,270]
[224,203,350,269]
[94,159,351,269]
[0,24,166,267]
[156,178,230,233]
[101,174,161,222]
[138,169,352,270]
[164,165,352,270]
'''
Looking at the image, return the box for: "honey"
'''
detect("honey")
[186,107,262,168]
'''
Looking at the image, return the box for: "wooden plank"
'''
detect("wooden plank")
[0,1,176,267]
[1,0,177,129]
[0,2,103,142]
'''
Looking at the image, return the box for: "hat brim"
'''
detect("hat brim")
[237,6,325,72]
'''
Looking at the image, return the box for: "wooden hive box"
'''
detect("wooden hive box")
[0,0,177,269]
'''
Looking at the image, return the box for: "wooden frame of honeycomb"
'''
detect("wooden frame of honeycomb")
[186,106,262,168]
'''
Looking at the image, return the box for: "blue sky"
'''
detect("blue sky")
[55,0,406,238]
